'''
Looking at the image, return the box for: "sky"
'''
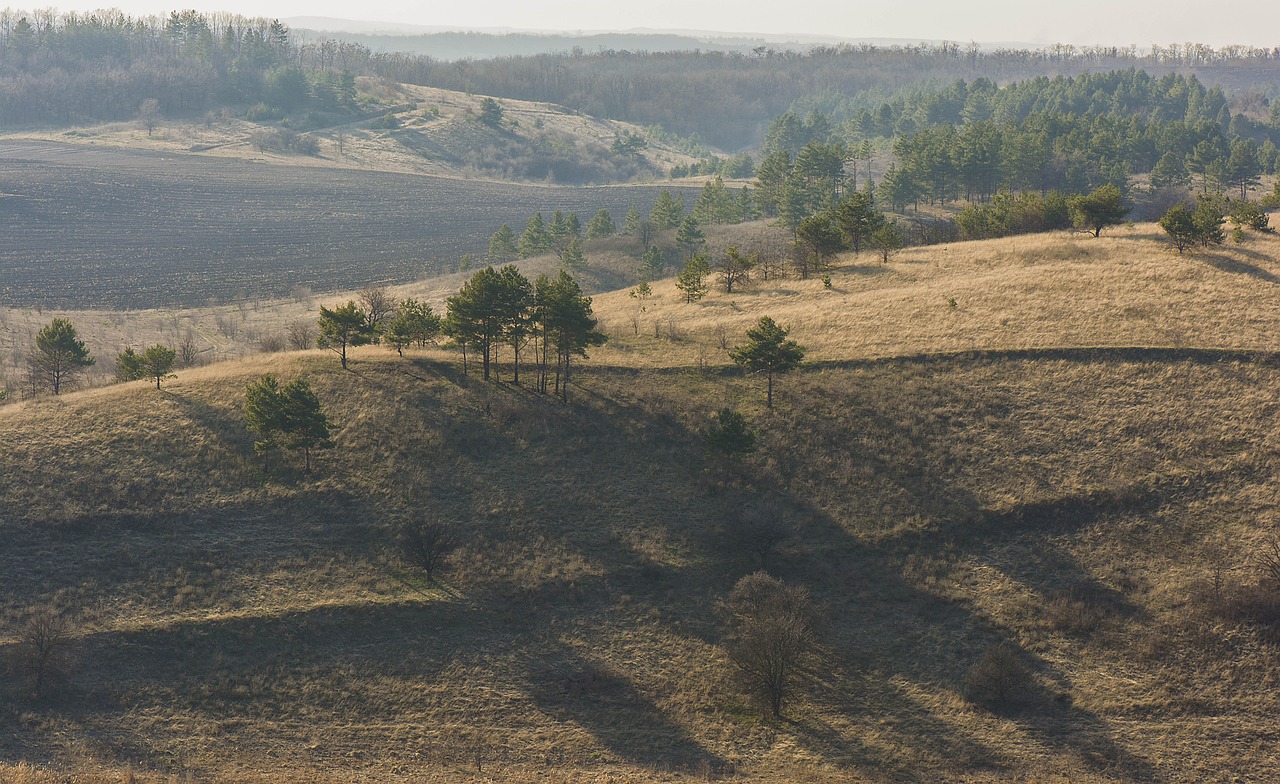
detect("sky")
[34,0,1280,49]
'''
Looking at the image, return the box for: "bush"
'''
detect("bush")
[397,519,460,584]
[963,642,1032,707]
[704,408,756,458]
[7,610,79,698]
[732,501,792,569]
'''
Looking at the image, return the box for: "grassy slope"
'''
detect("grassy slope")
[6,82,696,183]
[3,226,1280,783]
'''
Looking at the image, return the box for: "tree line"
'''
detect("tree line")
[8,10,1280,153]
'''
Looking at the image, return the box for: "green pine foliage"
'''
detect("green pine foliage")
[729,316,805,408]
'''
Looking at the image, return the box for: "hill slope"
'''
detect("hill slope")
[3,228,1280,783]
[8,82,693,184]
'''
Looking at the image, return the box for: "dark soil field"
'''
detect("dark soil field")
[0,141,689,309]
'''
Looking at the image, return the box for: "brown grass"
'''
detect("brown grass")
[3,225,1280,782]
[591,223,1280,367]
[8,81,696,183]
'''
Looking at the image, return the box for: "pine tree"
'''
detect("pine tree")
[585,209,616,239]
[518,213,552,257]
[693,175,739,225]
[31,319,94,395]
[1158,203,1198,253]
[317,301,373,369]
[650,190,684,229]
[622,205,641,235]
[729,316,805,408]
[488,224,518,262]
[675,255,711,303]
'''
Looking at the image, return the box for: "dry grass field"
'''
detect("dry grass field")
[3,221,1280,783]
[8,81,696,183]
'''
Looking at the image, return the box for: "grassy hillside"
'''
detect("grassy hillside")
[8,82,694,185]
[3,226,1280,783]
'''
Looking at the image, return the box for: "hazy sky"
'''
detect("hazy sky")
[39,0,1280,48]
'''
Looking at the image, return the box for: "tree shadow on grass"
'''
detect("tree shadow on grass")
[527,645,725,773]
[1200,251,1280,283]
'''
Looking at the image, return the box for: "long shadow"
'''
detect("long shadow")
[570,361,1168,780]
[527,645,724,772]
[1201,251,1280,283]
[9,351,1224,780]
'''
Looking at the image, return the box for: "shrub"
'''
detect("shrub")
[704,408,756,458]
[397,519,460,584]
[963,642,1032,707]
[7,610,79,698]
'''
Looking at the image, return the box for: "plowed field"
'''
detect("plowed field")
[0,141,685,308]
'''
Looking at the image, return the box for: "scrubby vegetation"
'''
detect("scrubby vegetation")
[3,220,1280,782]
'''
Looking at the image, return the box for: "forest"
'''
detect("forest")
[5,9,1280,151]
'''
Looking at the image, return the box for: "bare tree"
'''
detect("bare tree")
[286,320,315,351]
[963,643,1032,707]
[723,571,822,718]
[177,333,200,368]
[8,610,79,698]
[358,286,396,333]
[396,520,459,584]
[137,98,161,137]
[734,501,792,569]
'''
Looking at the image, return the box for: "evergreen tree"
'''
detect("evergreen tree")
[585,209,616,239]
[676,215,705,259]
[1149,151,1191,190]
[675,255,711,303]
[243,375,332,473]
[518,213,552,257]
[1191,196,1226,247]
[317,301,373,369]
[278,378,333,473]
[488,224,518,262]
[868,219,906,264]
[560,236,587,271]
[533,271,606,401]
[704,408,756,457]
[383,298,441,355]
[445,266,525,382]
[1158,203,1198,253]
[1226,139,1263,199]
[244,374,285,472]
[650,190,684,229]
[754,149,791,217]
[729,316,805,408]
[693,175,739,225]
[1067,184,1127,237]
[31,319,94,395]
[795,214,843,275]
[738,187,759,221]
[831,192,884,253]
[622,205,642,235]
[639,245,665,280]
[137,345,176,390]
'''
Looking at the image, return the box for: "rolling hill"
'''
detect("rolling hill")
[2,224,1280,782]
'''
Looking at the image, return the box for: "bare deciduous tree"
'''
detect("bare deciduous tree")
[397,520,459,584]
[286,319,315,351]
[8,610,79,698]
[723,571,822,718]
[734,502,792,569]
[358,286,396,333]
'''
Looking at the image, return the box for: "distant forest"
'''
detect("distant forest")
[5,9,1280,152]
